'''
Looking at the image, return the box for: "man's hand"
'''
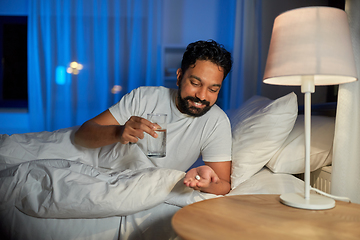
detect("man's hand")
[184,162,231,195]
[74,110,161,148]
[119,116,159,144]
[184,165,220,191]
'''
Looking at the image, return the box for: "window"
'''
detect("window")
[0,16,28,108]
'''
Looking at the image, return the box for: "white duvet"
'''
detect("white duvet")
[0,127,303,240]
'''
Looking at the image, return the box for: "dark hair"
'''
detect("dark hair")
[181,40,232,80]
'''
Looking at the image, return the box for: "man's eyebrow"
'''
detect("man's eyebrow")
[190,75,202,81]
[189,75,222,88]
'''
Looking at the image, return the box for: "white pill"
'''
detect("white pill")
[195,175,201,180]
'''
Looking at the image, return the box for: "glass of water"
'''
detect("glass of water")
[147,113,167,158]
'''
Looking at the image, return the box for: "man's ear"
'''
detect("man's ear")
[176,68,182,87]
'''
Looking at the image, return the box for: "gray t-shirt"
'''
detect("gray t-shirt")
[109,86,232,171]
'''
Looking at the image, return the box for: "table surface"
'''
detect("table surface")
[172,194,360,240]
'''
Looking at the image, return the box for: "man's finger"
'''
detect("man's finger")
[132,117,160,138]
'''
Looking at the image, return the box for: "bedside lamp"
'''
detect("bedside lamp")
[263,7,358,210]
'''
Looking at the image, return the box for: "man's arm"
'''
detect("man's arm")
[74,110,158,148]
[184,161,231,195]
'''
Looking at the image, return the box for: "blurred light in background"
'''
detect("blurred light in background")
[67,61,83,75]
[111,85,122,94]
[56,66,66,85]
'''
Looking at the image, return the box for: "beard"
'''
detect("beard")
[176,89,212,117]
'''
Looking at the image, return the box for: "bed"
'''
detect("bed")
[0,92,335,240]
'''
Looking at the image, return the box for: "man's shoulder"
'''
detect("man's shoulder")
[207,104,229,119]
[136,86,171,93]
[196,104,230,126]
[125,86,170,99]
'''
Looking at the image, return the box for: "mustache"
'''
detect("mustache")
[184,96,210,107]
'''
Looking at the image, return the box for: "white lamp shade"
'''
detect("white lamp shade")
[263,7,358,86]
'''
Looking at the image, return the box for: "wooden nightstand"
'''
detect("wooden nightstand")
[172,194,360,240]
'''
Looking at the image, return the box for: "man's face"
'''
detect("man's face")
[176,60,224,117]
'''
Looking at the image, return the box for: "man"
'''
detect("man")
[74,40,233,195]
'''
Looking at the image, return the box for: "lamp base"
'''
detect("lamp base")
[280,192,335,210]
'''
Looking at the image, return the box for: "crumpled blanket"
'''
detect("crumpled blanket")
[0,128,217,219]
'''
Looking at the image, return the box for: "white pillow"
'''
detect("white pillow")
[266,115,334,174]
[230,92,298,189]
[227,167,304,196]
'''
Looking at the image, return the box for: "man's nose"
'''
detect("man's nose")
[195,87,207,101]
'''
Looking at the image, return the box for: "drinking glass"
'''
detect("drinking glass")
[147,113,167,158]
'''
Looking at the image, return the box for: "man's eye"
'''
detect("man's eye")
[191,81,200,86]
[209,88,219,93]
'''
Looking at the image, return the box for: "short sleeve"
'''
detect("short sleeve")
[201,110,232,162]
[108,88,141,125]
